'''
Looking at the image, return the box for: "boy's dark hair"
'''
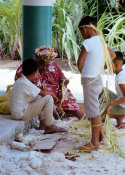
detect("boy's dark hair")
[22,58,38,76]
[78,16,97,28]
[113,51,125,64]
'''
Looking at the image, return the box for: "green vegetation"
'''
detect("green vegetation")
[52,0,125,64]
[0,0,22,59]
[0,0,124,63]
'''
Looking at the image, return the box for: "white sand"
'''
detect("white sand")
[1,127,125,175]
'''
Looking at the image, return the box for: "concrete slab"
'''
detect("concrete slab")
[0,114,30,144]
[33,134,62,150]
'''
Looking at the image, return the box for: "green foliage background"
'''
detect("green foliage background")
[0,0,124,63]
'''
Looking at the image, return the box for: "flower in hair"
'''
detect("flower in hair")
[35,46,58,61]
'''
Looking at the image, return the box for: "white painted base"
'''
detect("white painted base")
[22,0,53,6]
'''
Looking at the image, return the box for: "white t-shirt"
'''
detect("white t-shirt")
[81,36,105,78]
[115,65,125,108]
[9,75,40,119]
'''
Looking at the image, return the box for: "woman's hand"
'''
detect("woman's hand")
[47,92,58,103]
[60,79,69,87]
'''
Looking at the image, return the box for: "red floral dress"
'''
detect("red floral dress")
[15,61,80,111]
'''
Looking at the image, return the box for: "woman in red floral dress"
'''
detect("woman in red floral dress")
[15,47,84,119]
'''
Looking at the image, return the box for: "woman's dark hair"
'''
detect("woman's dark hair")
[22,58,38,76]
[78,16,97,28]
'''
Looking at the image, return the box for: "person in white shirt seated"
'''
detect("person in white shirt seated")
[100,51,125,129]
[9,58,66,134]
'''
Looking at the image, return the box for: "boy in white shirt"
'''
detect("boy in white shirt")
[105,51,125,128]
[77,16,115,152]
[9,58,66,134]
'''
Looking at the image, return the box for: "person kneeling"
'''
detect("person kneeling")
[104,52,125,129]
[9,58,66,134]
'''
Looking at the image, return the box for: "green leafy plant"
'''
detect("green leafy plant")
[52,0,125,66]
[0,0,22,59]
[104,14,125,50]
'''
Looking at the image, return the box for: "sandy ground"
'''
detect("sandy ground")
[1,121,125,175]
[1,59,125,175]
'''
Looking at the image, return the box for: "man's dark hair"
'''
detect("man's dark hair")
[78,16,97,28]
[113,51,125,64]
[22,58,38,76]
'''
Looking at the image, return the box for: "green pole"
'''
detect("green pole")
[22,0,52,61]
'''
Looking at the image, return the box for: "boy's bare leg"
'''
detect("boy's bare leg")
[78,115,103,151]
[91,116,102,148]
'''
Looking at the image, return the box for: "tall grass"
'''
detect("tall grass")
[104,14,125,50]
[0,0,22,58]
[52,0,125,66]
[0,0,124,61]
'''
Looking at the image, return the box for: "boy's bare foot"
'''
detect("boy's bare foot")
[44,124,67,134]
[78,142,99,152]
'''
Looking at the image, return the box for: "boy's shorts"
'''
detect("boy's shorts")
[81,76,103,119]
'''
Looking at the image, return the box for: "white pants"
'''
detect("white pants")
[22,95,55,126]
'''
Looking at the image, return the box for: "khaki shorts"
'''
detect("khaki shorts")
[81,76,103,119]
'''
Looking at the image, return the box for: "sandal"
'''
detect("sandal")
[78,142,99,153]
[44,127,67,134]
